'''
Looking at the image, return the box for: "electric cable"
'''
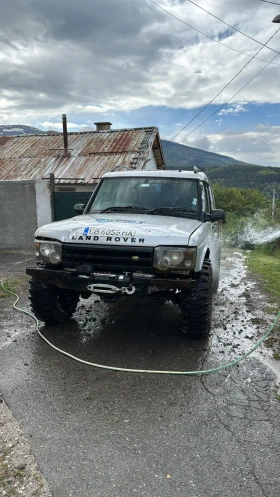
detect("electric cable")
[169,27,280,142]
[187,0,280,55]
[260,0,280,5]
[181,50,279,140]
[1,279,280,376]
[148,0,280,66]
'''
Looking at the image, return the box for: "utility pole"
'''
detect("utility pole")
[272,20,279,219]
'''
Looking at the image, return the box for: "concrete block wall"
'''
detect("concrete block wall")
[0,179,52,249]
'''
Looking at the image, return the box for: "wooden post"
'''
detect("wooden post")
[50,173,55,221]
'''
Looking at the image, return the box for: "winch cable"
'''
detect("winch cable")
[1,280,280,376]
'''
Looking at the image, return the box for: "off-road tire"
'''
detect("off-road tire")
[29,278,80,325]
[181,260,213,338]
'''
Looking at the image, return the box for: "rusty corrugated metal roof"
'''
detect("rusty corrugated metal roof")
[0,127,165,183]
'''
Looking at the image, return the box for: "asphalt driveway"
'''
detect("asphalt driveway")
[1,249,280,497]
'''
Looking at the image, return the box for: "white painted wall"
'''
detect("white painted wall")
[145,149,157,170]
[35,180,52,227]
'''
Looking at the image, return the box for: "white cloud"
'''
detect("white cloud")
[183,125,280,167]
[38,121,95,131]
[0,0,279,124]
[218,103,248,115]
[0,0,280,173]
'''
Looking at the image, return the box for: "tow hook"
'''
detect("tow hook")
[87,283,136,295]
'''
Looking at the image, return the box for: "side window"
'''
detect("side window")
[201,183,211,213]
[206,185,215,211]
[200,182,205,212]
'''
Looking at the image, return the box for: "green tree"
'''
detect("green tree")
[213,184,270,217]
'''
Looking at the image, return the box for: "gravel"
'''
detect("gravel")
[0,394,51,497]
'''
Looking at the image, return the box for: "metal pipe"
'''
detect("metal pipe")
[62,114,68,156]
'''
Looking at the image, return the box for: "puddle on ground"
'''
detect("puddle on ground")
[1,249,279,378]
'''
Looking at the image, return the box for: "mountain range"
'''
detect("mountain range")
[1,125,279,194]
[0,125,46,136]
[161,139,280,195]
[161,139,254,169]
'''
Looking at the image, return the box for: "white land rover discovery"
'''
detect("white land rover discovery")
[27,169,225,338]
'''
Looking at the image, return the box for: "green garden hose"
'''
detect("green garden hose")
[1,280,280,376]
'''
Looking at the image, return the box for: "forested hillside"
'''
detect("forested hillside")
[202,165,280,195]
[162,139,254,169]
[162,140,280,195]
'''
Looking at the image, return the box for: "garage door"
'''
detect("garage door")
[54,192,92,221]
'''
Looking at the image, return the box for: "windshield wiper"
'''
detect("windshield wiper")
[100,205,151,213]
[99,206,193,215]
[149,207,193,214]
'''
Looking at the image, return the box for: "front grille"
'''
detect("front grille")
[62,243,154,272]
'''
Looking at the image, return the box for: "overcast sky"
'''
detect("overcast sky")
[1,0,280,166]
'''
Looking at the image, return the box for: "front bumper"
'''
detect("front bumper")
[26,267,196,293]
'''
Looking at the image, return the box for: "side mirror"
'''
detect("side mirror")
[209,209,226,223]
[74,203,85,214]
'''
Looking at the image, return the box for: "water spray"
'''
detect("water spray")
[225,211,280,249]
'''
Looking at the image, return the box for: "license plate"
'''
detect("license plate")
[88,228,136,237]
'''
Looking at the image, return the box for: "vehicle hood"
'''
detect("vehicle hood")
[35,213,202,246]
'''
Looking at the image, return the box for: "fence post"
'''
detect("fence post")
[50,173,55,221]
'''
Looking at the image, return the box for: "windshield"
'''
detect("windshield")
[88,177,199,216]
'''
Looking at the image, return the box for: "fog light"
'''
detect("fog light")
[184,260,192,267]
[35,249,40,257]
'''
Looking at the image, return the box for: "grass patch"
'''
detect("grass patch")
[0,461,25,497]
[0,280,20,299]
[274,387,280,402]
[247,249,280,311]
[247,248,280,356]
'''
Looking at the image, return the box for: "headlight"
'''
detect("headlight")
[35,240,62,264]
[40,242,55,257]
[154,246,196,271]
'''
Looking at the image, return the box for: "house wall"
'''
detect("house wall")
[0,179,52,249]
[145,149,158,170]
[35,180,53,228]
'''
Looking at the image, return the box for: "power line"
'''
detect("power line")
[170,27,280,142]
[260,0,280,4]
[148,0,280,66]
[187,0,280,55]
[148,0,280,144]
[181,52,279,140]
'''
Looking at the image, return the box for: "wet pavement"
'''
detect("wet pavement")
[1,249,280,497]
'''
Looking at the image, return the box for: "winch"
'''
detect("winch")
[87,283,136,295]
